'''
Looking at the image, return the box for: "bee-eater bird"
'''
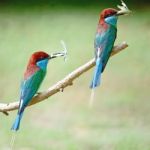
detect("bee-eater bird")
[90,1,131,89]
[11,51,66,131]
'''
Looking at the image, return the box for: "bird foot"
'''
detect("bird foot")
[2,111,9,116]
[36,92,42,96]
[60,88,64,92]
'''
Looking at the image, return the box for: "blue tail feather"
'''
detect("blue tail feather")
[90,58,102,89]
[11,112,23,131]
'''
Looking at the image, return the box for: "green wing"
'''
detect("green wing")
[19,69,46,112]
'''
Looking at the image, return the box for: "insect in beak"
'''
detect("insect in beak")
[117,0,131,16]
[49,40,68,60]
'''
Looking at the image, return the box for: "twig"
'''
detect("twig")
[0,42,128,115]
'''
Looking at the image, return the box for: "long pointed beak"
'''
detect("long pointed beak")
[117,0,131,16]
[48,52,65,59]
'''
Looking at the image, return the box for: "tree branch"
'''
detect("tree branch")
[0,42,128,115]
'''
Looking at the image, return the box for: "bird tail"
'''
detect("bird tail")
[11,112,23,131]
[90,58,102,89]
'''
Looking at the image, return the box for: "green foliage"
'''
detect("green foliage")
[0,5,150,150]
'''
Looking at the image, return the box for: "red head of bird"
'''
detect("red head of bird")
[99,1,131,26]
[27,51,65,67]
[99,9,118,24]
[28,51,50,66]
[24,51,65,79]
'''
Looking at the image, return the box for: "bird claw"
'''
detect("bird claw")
[60,88,64,92]
[36,92,42,95]
[2,111,9,116]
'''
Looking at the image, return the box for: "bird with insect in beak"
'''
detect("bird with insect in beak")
[90,0,131,89]
[11,46,67,131]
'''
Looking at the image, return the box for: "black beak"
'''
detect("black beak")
[48,52,65,60]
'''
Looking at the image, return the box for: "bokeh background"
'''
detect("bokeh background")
[0,0,150,149]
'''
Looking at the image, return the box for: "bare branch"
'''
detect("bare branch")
[0,42,128,114]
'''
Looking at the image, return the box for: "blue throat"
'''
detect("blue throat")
[36,59,49,71]
[105,16,118,28]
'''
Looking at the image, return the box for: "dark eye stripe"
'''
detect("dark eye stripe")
[105,14,112,18]
[105,12,116,18]
[37,57,45,62]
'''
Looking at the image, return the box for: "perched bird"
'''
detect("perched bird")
[90,1,131,88]
[11,51,66,131]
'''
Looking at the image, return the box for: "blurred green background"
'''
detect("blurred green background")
[0,1,150,150]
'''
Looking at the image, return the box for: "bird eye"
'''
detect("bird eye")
[105,14,112,18]
[37,56,44,62]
